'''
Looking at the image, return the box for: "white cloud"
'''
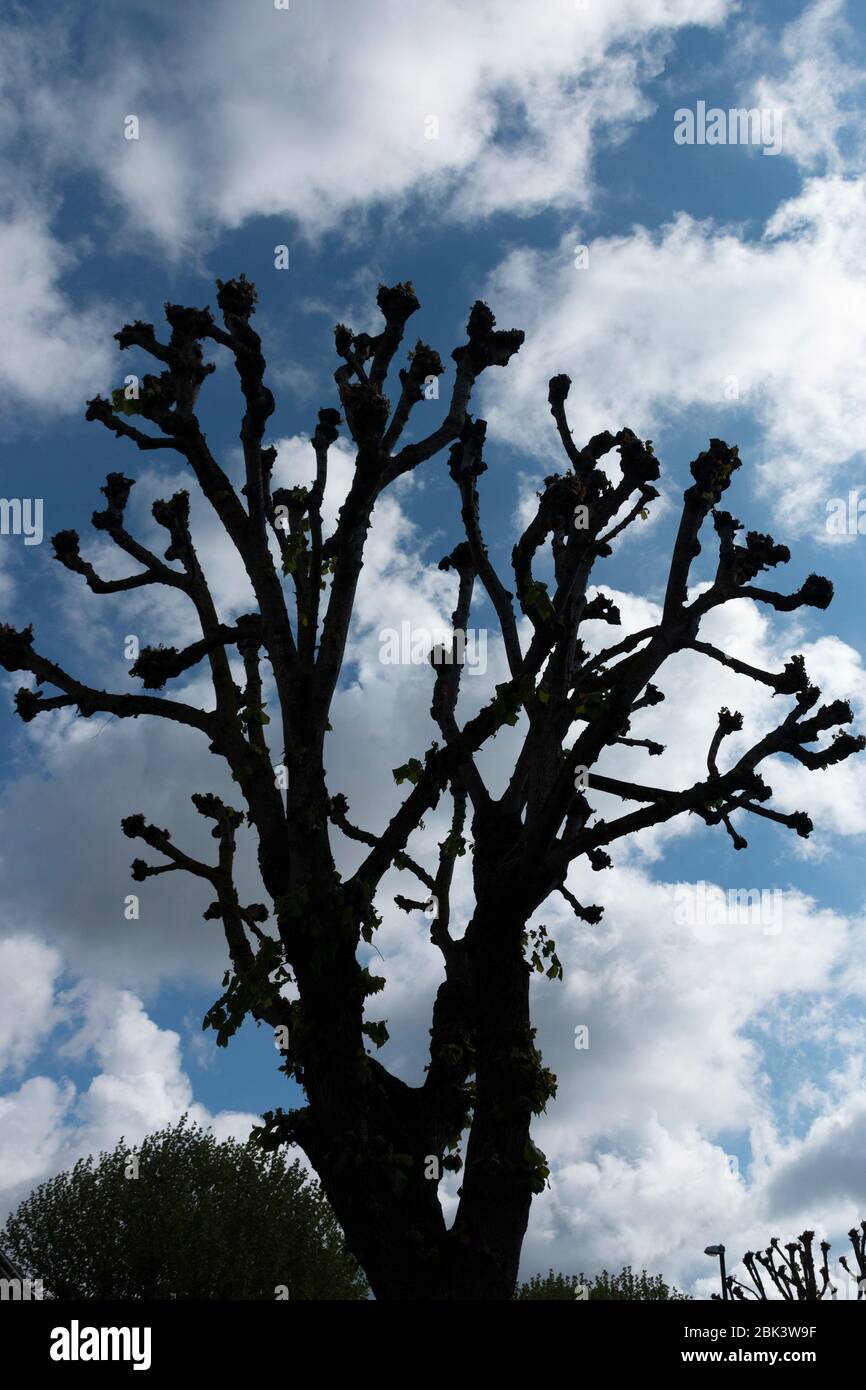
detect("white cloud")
[0,211,113,414]
[520,867,866,1290]
[0,0,731,254]
[0,936,258,1221]
[479,174,866,533]
[0,936,63,1077]
[751,0,866,174]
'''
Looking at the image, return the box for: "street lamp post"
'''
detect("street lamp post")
[704,1244,728,1300]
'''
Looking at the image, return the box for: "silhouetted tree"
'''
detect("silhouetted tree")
[720,1224,866,1300]
[1,1117,367,1299]
[2,275,862,1299]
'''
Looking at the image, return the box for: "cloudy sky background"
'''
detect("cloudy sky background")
[1,0,866,1296]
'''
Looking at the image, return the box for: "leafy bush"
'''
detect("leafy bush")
[516,1265,690,1300]
[1,1116,368,1300]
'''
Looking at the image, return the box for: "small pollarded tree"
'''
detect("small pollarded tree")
[1,276,863,1300]
[717,1223,866,1300]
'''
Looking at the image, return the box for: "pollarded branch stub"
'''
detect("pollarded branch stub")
[454,300,525,374]
[215,273,259,325]
[152,490,193,563]
[776,653,810,695]
[584,430,618,462]
[13,687,63,723]
[549,473,587,531]
[328,791,350,821]
[163,302,217,342]
[795,728,866,770]
[91,473,136,531]
[128,643,183,690]
[705,706,744,795]
[586,846,612,872]
[802,696,855,735]
[271,485,310,555]
[632,682,665,711]
[741,769,773,803]
[558,884,604,924]
[839,1224,866,1286]
[617,432,661,488]
[797,573,834,609]
[583,593,621,626]
[718,706,744,736]
[376,280,420,327]
[547,373,572,410]
[438,540,474,578]
[403,341,444,386]
[712,506,742,556]
[122,812,149,839]
[792,682,821,717]
[312,406,343,452]
[162,304,220,400]
[114,320,172,361]
[447,418,487,483]
[731,530,791,585]
[0,622,35,672]
[351,332,375,362]
[394,892,429,914]
[121,813,173,859]
[339,380,391,443]
[51,529,83,568]
[84,394,116,429]
[787,810,814,838]
[334,323,354,359]
[690,437,742,504]
[191,792,245,837]
[52,527,150,597]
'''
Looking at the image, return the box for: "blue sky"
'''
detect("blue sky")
[1,0,866,1295]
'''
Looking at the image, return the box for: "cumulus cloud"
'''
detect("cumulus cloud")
[479,173,866,533]
[751,0,866,173]
[0,935,258,1222]
[0,936,64,1077]
[518,868,866,1290]
[0,211,113,414]
[0,0,731,254]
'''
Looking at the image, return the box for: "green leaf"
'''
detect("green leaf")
[392,757,423,786]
